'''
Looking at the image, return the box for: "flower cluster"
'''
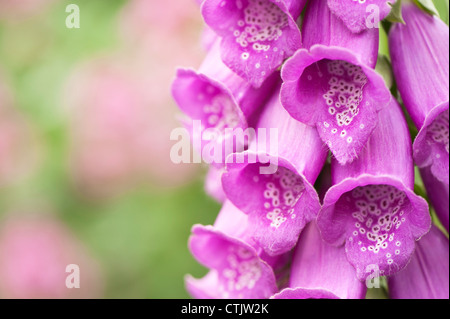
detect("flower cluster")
[172,0,449,299]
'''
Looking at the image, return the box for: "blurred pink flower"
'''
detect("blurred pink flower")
[0,214,102,299]
[65,57,199,199]
[119,0,205,101]
[120,0,202,44]
[0,74,39,188]
[0,0,55,21]
[64,0,208,199]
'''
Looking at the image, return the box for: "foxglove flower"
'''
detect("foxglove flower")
[201,25,218,52]
[272,222,366,299]
[327,0,397,33]
[420,166,449,232]
[389,3,449,185]
[172,40,277,165]
[281,0,391,164]
[205,166,227,203]
[317,98,431,281]
[222,85,327,256]
[388,225,449,299]
[201,0,306,87]
[186,201,279,299]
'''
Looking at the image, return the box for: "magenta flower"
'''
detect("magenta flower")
[172,41,277,165]
[388,226,449,299]
[327,0,397,33]
[201,0,306,88]
[389,3,449,185]
[222,86,327,256]
[281,0,391,165]
[317,98,431,281]
[272,222,366,299]
[175,0,449,300]
[205,166,227,203]
[172,42,249,131]
[420,166,449,233]
[186,201,279,299]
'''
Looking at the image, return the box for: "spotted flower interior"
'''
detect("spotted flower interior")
[428,109,450,155]
[203,0,301,87]
[297,59,379,163]
[223,161,317,256]
[176,75,242,132]
[255,165,305,229]
[188,226,277,298]
[219,245,264,295]
[335,184,416,279]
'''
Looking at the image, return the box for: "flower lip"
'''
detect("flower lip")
[327,0,395,34]
[281,45,391,164]
[281,45,390,121]
[317,174,431,280]
[172,68,251,166]
[188,224,278,299]
[413,101,449,185]
[319,174,430,244]
[271,287,340,299]
[201,0,302,88]
[189,224,257,267]
[185,272,219,299]
[222,151,321,256]
[172,67,248,132]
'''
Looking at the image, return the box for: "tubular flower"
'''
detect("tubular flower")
[317,98,431,281]
[389,3,449,185]
[185,201,279,299]
[222,85,327,256]
[201,0,306,88]
[172,40,277,165]
[205,166,227,203]
[175,0,449,300]
[272,222,366,299]
[327,0,397,33]
[281,0,391,165]
[420,166,449,233]
[388,226,449,299]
